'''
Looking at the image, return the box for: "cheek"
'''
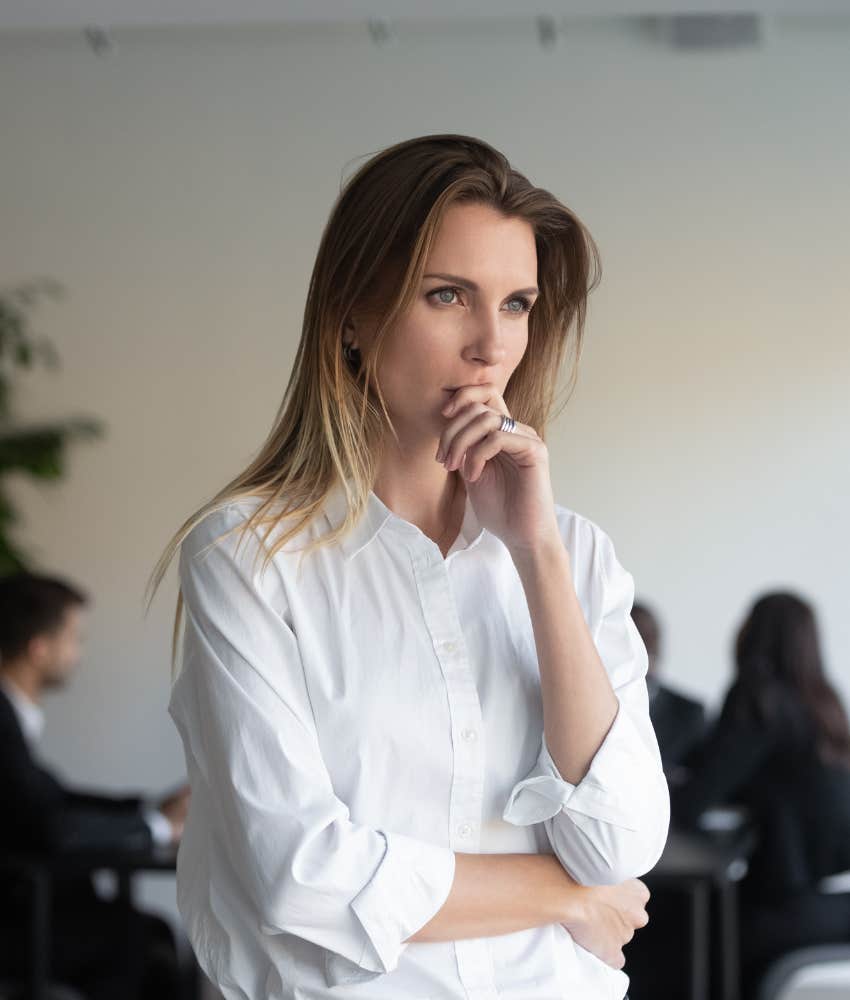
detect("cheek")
[382,312,451,380]
[61,633,81,658]
[510,328,530,367]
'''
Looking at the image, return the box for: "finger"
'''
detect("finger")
[442,382,510,418]
[463,427,544,483]
[442,408,507,471]
[438,403,536,466]
[436,401,490,463]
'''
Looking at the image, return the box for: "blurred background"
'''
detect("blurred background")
[0,2,848,999]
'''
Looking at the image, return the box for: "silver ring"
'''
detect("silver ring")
[499,414,517,434]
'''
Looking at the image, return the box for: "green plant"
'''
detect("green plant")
[0,278,104,572]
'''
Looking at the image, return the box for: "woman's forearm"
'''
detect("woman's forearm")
[406,851,585,942]
[512,540,619,785]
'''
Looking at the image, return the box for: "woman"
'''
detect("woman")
[673,592,850,994]
[148,134,669,999]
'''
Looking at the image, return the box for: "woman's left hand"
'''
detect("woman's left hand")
[436,383,561,556]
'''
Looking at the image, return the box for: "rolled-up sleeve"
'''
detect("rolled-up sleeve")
[169,504,456,987]
[502,522,670,886]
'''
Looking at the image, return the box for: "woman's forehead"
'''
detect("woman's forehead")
[425,204,538,285]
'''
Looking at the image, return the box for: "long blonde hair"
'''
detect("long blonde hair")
[145,133,601,676]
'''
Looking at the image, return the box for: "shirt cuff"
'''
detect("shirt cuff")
[142,806,174,847]
[323,831,456,988]
[502,701,646,832]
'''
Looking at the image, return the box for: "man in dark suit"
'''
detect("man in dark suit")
[0,572,190,999]
[624,601,709,999]
[631,601,707,776]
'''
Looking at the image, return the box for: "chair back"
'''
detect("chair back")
[756,944,850,1000]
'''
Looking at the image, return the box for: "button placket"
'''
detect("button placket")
[409,546,485,854]
[408,541,497,997]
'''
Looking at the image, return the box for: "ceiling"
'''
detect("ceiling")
[1,0,849,32]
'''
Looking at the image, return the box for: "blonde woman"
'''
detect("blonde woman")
[148,134,669,999]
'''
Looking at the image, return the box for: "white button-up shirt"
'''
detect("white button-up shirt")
[169,479,669,999]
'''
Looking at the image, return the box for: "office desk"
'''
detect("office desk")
[1,843,194,1000]
[645,824,757,1000]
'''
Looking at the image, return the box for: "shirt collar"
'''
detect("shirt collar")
[322,477,486,562]
[0,675,45,746]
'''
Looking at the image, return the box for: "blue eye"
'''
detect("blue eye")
[427,286,461,306]
[427,286,533,314]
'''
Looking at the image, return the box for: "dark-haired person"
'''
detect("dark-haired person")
[622,602,709,998]
[148,133,669,999]
[672,591,850,995]
[0,572,189,999]
[631,601,707,775]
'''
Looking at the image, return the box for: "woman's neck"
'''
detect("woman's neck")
[373,440,466,554]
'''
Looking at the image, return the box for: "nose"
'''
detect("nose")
[465,309,508,368]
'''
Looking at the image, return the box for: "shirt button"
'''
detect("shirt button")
[457,823,473,839]
[441,640,458,654]
[461,728,477,743]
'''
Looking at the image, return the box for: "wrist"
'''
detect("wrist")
[560,882,591,929]
[510,533,570,578]
[539,853,587,925]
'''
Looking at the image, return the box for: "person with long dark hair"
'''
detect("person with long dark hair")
[672,591,850,994]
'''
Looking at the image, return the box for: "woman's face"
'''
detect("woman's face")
[364,201,539,444]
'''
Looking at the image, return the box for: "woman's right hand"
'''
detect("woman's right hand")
[561,879,651,970]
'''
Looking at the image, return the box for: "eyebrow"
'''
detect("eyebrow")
[423,272,539,298]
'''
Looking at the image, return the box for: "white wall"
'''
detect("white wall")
[1,13,848,947]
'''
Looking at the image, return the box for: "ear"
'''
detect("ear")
[343,317,359,350]
[27,634,51,666]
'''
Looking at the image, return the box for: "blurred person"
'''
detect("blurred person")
[631,601,707,775]
[0,572,189,1000]
[621,601,709,998]
[672,591,850,995]
[147,133,669,999]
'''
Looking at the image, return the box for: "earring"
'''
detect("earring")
[342,341,361,369]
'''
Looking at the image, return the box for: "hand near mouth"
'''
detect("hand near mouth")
[435,382,560,557]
